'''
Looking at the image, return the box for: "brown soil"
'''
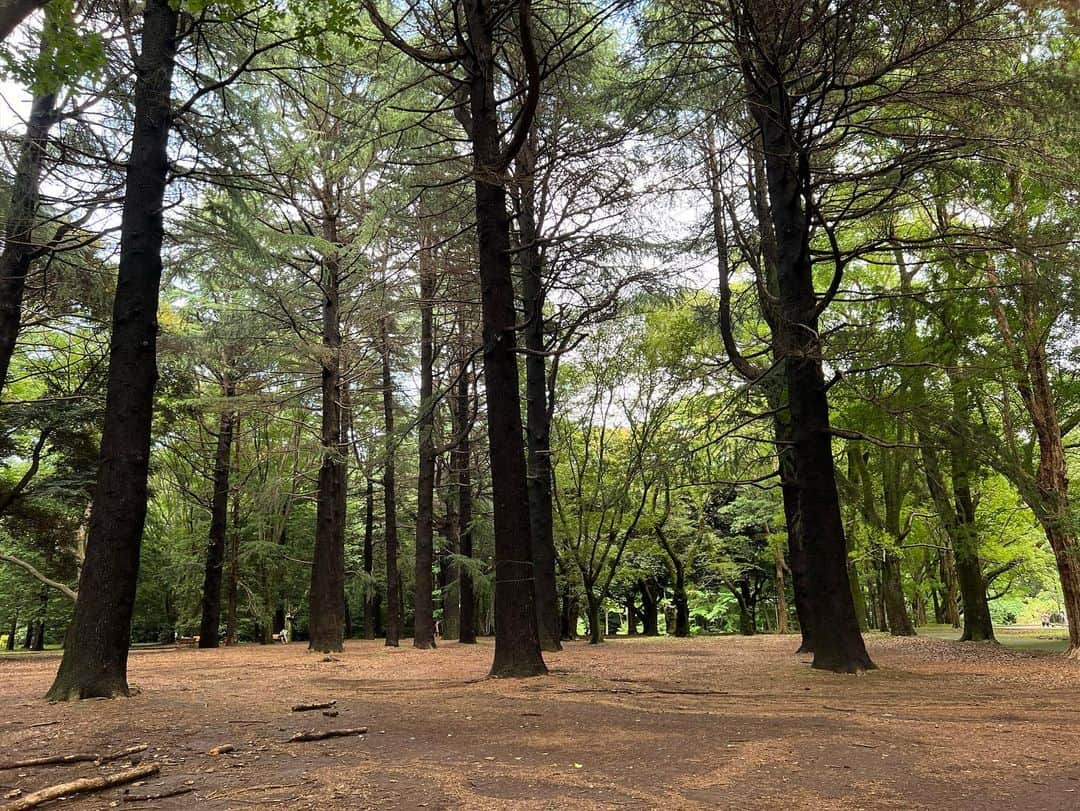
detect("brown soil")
[1,634,1078,809]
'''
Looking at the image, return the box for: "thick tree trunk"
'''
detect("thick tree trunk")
[413,239,437,650]
[638,579,659,636]
[362,477,376,640]
[380,317,402,646]
[672,567,690,638]
[308,223,347,653]
[0,87,55,397]
[560,585,579,641]
[46,0,179,700]
[848,560,869,632]
[624,591,636,636]
[750,74,873,673]
[517,146,561,653]
[463,0,545,677]
[6,612,15,650]
[198,379,235,648]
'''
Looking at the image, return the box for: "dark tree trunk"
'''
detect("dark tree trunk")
[881,550,915,636]
[362,477,376,640]
[198,378,235,648]
[464,0,545,677]
[413,240,437,650]
[517,145,561,654]
[0,85,55,397]
[453,325,477,644]
[747,72,873,673]
[308,223,347,653]
[921,439,994,641]
[848,560,869,632]
[672,565,689,637]
[624,591,636,636]
[22,620,32,649]
[6,612,15,650]
[584,587,603,645]
[225,481,240,646]
[380,317,402,646]
[560,580,578,640]
[638,579,659,636]
[46,0,179,700]
[439,496,460,640]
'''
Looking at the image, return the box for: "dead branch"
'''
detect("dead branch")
[290,700,336,712]
[3,763,160,811]
[287,727,366,743]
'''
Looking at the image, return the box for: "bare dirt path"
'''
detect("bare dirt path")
[1,635,1078,809]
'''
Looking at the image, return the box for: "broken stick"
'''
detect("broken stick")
[96,745,149,765]
[3,763,160,811]
[121,786,194,803]
[290,700,336,712]
[0,754,99,772]
[288,727,367,743]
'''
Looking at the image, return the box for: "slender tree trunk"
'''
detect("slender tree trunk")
[517,145,561,653]
[774,542,789,634]
[225,470,240,646]
[673,565,690,638]
[749,73,873,672]
[46,0,179,700]
[625,591,636,636]
[0,78,55,397]
[440,494,460,640]
[198,377,235,648]
[584,586,603,644]
[362,477,376,640]
[638,579,659,636]
[453,319,477,644]
[379,317,402,646]
[413,238,437,649]
[6,612,15,650]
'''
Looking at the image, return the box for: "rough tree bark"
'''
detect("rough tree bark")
[453,315,476,644]
[198,374,235,648]
[517,141,561,653]
[744,53,873,672]
[308,208,347,653]
[46,0,179,700]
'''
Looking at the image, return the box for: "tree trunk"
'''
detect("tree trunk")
[517,145,561,654]
[672,565,690,638]
[0,84,55,397]
[225,474,240,646]
[308,218,347,653]
[774,541,788,634]
[848,560,869,632]
[46,0,179,700]
[638,579,659,636]
[624,591,636,636]
[439,499,460,640]
[413,238,437,650]
[584,587,603,644]
[198,378,235,648]
[362,477,376,640]
[453,326,477,645]
[6,612,15,650]
[881,550,915,636]
[464,0,545,677]
[750,73,873,672]
[380,317,402,646]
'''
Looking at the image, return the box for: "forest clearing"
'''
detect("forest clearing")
[2,634,1079,810]
[2,1,1079,809]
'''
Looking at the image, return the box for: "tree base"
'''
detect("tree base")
[489,661,548,678]
[811,652,877,674]
[413,639,437,650]
[308,642,344,654]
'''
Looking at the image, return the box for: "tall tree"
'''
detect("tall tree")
[46,0,179,700]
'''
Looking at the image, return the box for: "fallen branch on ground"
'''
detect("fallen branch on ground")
[121,786,193,803]
[97,745,149,765]
[2,763,160,810]
[0,754,99,771]
[287,727,366,743]
[291,701,336,712]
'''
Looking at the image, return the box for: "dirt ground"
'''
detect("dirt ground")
[1,635,1079,810]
